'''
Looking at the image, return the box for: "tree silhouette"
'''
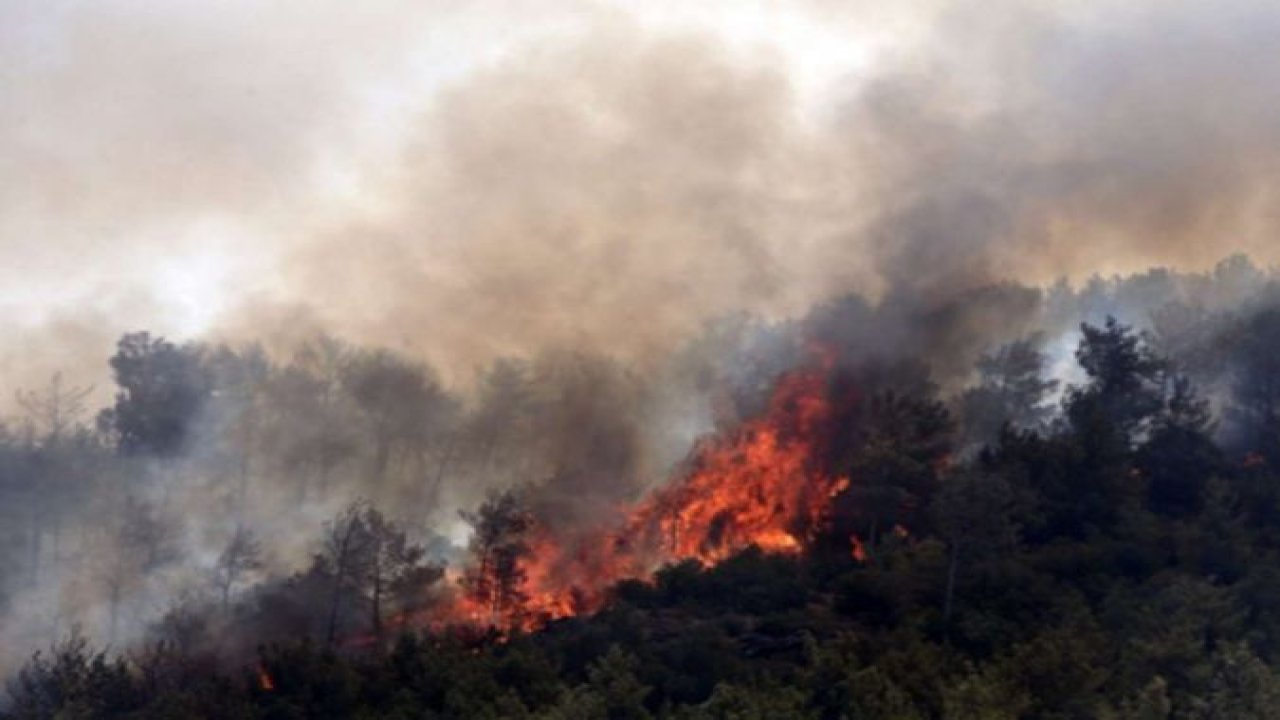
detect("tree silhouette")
[102,332,211,456]
[956,336,1058,451]
[1067,316,1166,448]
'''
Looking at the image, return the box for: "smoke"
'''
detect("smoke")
[853,0,1280,292]
[213,0,1280,379]
[3,1,1280,397]
[233,22,839,375]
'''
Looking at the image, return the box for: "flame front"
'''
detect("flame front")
[440,361,850,631]
[626,365,842,565]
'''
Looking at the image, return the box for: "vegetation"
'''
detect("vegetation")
[5,260,1280,718]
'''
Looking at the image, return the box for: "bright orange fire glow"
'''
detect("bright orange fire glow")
[850,534,867,563]
[438,360,854,632]
[624,364,844,565]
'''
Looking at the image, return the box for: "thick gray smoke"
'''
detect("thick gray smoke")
[5,0,1280,398]
[227,0,1280,375]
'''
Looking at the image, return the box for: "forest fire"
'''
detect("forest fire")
[622,363,845,564]
[441,359,852,631]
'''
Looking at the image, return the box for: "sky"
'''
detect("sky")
[3,0,1280,408]
[0,0,884,332]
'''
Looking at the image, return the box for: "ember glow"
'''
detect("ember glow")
[850,535,868,564]
[440,359,854,631]
[257,665,274,692]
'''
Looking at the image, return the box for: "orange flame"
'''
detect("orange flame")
[439,360,854,632]
[626,364,844,564]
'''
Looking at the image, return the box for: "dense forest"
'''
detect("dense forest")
[6,257,1280,718]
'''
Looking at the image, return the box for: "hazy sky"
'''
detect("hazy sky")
[0,0,884,329]
[4,0,1280,407]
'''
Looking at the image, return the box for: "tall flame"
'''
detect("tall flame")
[625,364,843,564]
[441,360,851,631]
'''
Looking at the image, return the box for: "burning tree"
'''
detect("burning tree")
[459,490,534,626]
[626,362,846,564]
[433,358,860,632]
[360,507,442,642]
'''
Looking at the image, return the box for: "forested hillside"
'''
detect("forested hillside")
[5,262,1280,718]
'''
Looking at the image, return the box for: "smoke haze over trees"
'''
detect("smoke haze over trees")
[2,260,1280,716]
